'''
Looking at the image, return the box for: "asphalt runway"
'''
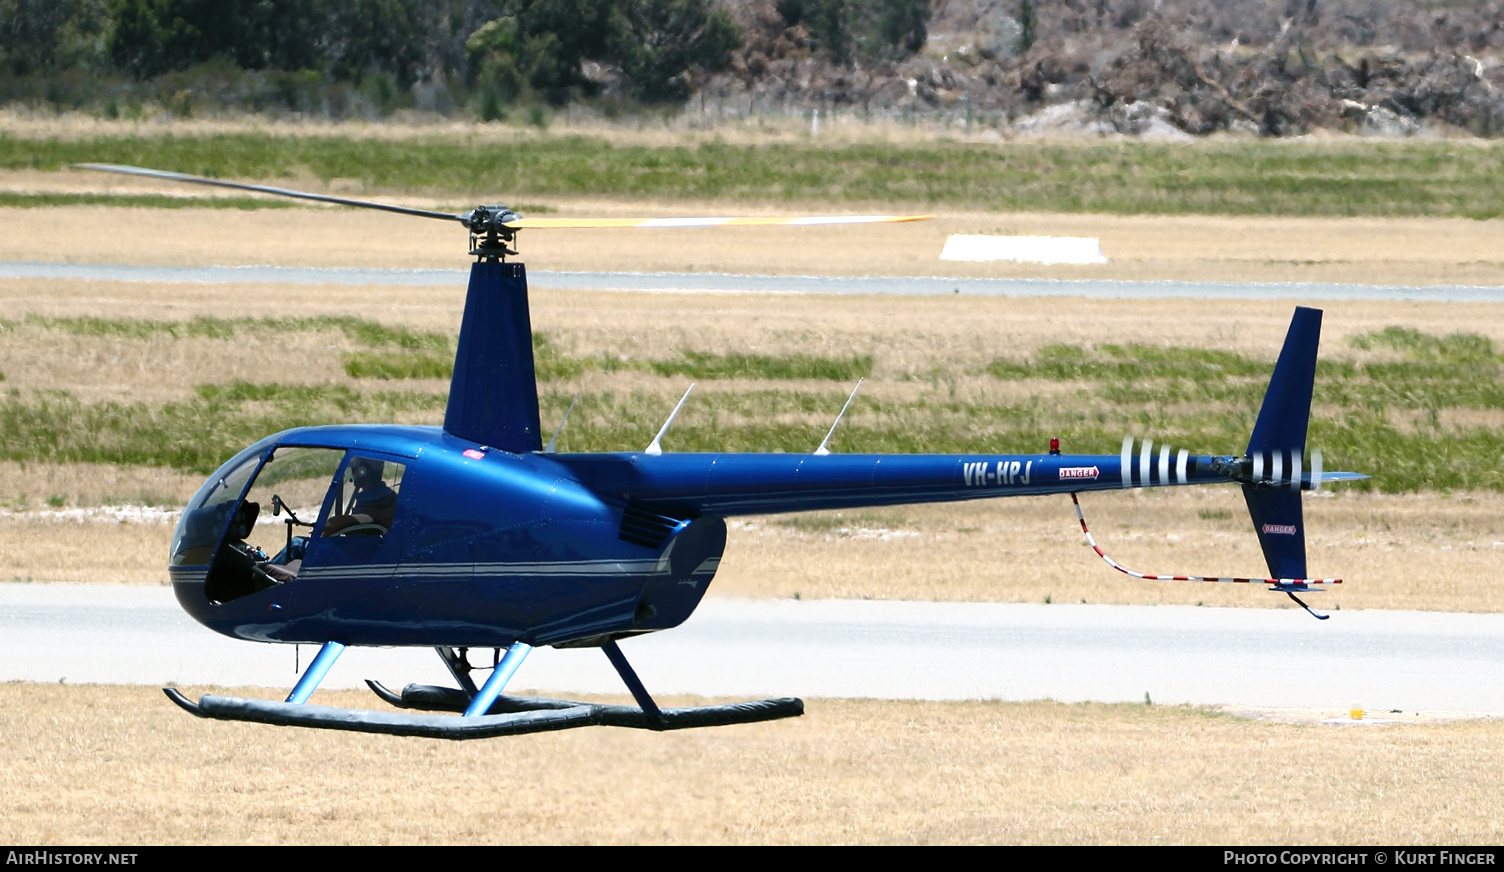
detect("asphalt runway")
[5,582,1504,712]
[4,261,1504,301]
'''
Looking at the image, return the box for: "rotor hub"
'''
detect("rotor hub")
[464,205,520,261]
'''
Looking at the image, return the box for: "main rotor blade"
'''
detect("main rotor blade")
[505,215,934,229]
[73,163,467,224]
[73,164,934,231]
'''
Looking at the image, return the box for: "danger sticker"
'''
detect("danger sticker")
[1058,466,1100,480]
[1261,524,1298,535]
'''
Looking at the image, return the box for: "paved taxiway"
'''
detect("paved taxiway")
[4,582,1503,712]
[4,261,1504,301]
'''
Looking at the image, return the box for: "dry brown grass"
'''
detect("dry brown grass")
[2,681,1502,844]
[531,291,1504,375]
[3,191,1504,286]
[0,277,465,331]
[716,488,1504,613]
[0,326,360,404]
[0,110,863,146]
[0,461,201,509]
[5,281,1504,390]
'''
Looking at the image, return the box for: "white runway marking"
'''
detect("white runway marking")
[4,583,1504,712]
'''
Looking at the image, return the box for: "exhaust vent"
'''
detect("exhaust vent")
[618,504,689,549]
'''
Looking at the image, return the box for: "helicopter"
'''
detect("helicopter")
[76,163,1365,740]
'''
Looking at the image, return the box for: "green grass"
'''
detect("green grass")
[0,192,296,210]
[1,356,1499,490]
[342,352,453,380]
[3,314,1500,492]
[0,383,446,471]
[2,314,449,351]
[983,327,1504,492]
[343,332,870,383]
[645,351,871,381]
[4,314,871,384]
[1347,325,1496,362]
[8,132,1504,217]
[0,190,558,213]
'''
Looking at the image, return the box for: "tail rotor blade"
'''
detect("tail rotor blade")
[1311,449,1323,492]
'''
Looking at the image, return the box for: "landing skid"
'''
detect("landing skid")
[162,638,803,739]
[364,681,804,731]
[163,687,597,738]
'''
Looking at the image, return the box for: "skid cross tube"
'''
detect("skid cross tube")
[602,639,664,720]
[286,641,345,704]
[435,646,480,697]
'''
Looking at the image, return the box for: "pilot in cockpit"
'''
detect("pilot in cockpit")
[323,457,399,536]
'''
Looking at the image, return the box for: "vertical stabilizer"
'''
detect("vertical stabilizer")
[444,261,542,452]
[1247,307,1321,457]
[1242,485,1307,578]
[1243,306,1322,579]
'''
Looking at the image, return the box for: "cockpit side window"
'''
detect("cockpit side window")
[202,446,344,604]
[322,456,406,538]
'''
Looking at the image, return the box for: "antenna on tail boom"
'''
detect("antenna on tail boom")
[814,379,863,456]
[645,385,695,456]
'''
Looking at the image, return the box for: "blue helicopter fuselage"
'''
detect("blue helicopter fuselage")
[169,422,1228,649]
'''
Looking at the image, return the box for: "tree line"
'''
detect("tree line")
[0,0,932,114]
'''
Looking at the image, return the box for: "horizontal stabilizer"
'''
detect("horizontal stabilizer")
[1309,471,1368,484]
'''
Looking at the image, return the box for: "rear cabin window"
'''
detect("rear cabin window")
[321,456,406,538]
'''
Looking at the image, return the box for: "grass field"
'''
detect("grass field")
[2,683,1502,845]
[4,123,1504,219]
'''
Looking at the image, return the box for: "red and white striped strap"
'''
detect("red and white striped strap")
[1069,493,1341,586]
